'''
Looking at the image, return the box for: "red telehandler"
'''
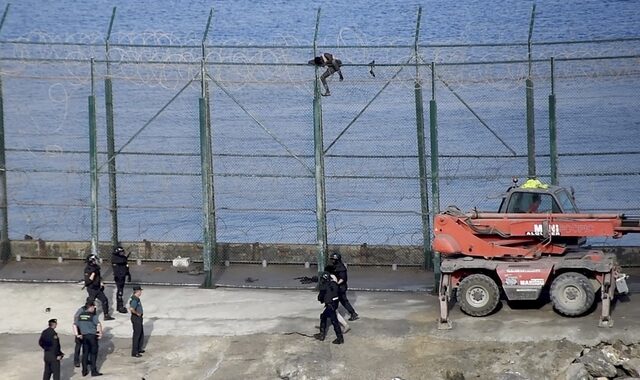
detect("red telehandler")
[434,179,640,329]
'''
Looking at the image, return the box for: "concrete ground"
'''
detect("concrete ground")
[0,259,432,291]
[1,260,640,380]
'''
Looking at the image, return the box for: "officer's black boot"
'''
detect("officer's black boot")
[332,328,344,345]
[104,313,115,321]
[331,318,344,344]
[313,328,326,341]
[116,298,127,314]
[348,312,359,321]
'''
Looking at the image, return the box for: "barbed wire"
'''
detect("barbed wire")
[1,31,639,91]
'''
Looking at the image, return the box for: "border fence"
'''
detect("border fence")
[0,5,639,286]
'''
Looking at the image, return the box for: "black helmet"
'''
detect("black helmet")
[320,271,331,282]
[329,252,342,261]
[114,246,125,255]
[86,254,98,264]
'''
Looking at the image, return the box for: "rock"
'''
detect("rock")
[277,362,300,380]
[564,363,592,380]
[622,358,640,377]
[620,367,632,377]
[577,349,618,378]
[602,343,630,365]
[444,370,465,380]
[613,340,633,358]
[631,344,640,359]
[498,372,528,380]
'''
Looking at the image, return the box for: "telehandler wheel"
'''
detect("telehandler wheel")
[550,272,596,317]
[457,274,500,317]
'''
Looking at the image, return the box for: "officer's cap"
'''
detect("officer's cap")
[133,285,143,291]
[48,318,57,324]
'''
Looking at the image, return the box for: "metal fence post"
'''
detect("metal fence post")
[200,59,216,288]
[200,10,217,288]
[413,7,431,270]
[526,4,537,178]
[0,76,9,262]
[0,3,11,262]
[89,58,99,256]
[312,8,328,273]
[104,7,119,249]
[430,62,441,282]
[548,57,558,185]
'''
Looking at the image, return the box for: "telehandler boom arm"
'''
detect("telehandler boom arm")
[433,210,640,259]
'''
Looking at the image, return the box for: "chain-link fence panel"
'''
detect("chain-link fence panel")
[323,61,423,264]
[209,58,316,263]
[2,58,94,241]
[435,60,530,212]
[552,57,640,246]
[107,61,202,245]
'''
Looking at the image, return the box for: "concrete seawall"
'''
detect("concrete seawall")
[7,240,640,266]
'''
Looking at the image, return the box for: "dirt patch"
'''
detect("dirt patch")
[0,333,601,380]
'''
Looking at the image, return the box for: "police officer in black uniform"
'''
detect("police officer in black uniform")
[39,318,64,380]
[328,252,359,321]
[84,254,114,320]
[111,246,131,314]
[74,301,103,377]
[314,272,344,344]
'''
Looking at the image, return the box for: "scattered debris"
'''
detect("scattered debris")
[566,341,640,379]
[172,256,190,268]
[444,370,465,380]
[294,276,318,284]
[176,265,204,275]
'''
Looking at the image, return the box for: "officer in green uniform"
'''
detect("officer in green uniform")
[129,285,145,357]
[73,301,103,377]
[39,318,64,380]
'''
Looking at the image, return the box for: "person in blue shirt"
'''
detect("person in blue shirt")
[129,285,145,357]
